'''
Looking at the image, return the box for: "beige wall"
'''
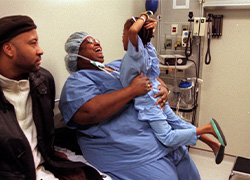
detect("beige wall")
[0,0,145,98]
[196,9,250,158]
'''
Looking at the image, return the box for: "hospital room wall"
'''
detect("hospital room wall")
[0,0,145,99]
[155,0,250,157]
[196,9,250,158]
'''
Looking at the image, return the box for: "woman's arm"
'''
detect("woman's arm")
[72,73,151,125]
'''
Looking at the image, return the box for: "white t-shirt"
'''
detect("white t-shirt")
[0,74,58,180]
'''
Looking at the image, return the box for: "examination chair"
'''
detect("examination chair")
[53,103,112,180]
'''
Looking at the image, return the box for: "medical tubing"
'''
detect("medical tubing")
[100,66,117,77]
[192,35,203,125]
[205,22,211,65]
[67,54,116,79]
[185,23,192,58]
[186,59,198,125]
[205,39,211,64]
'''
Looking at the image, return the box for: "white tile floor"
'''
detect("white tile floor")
[189,147,236,180]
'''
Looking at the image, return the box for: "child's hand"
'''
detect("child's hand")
[144,18,157,34]
[155,85,169,109]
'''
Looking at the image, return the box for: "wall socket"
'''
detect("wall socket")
[171,24,178,36]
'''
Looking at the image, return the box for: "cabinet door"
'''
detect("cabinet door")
[204,0,250,9]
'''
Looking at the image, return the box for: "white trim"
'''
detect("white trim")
[173,0,189,9]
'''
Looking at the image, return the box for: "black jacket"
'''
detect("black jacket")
[0,67,102,180]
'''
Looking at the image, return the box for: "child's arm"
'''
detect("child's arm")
[128,11,153,50]
[144,18,157,34]
[155,78,170,109]
[128,14,148,50]
[157,78,169,93]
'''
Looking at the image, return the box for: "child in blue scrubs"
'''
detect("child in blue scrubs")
[120,11,227,165]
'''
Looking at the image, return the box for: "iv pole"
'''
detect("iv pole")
[156,0,162,56]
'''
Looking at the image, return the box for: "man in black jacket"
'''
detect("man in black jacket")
[0,15,102,180]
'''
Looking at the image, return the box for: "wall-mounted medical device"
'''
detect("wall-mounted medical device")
[159,54,187,66]
[212,15,223,38]
[182,30,189,47]
[193,17,206,37]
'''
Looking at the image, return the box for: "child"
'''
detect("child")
[119,11,227,164]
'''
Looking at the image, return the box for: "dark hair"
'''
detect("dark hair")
[124,17,153,46]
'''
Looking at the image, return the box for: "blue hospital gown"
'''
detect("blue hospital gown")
[59,60,200,180]
[120,36,198,148]
[120,38,166,121]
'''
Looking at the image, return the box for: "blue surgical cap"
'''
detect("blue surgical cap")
[64,31,91,73]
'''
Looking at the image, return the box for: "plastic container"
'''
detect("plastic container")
[178,80,194,110]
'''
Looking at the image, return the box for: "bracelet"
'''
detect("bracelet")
[139,16,146,22]
[141,10,153,19]
[163,85,170,93]
[131,16,136,22]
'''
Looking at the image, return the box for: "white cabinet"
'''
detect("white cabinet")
[204,0,250,9]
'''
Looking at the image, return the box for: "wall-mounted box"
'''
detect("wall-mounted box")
[204,0,250,9]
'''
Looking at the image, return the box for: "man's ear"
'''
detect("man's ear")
[2,42,15,57]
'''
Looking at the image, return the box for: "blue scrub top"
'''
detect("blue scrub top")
[59,61,170,172]
[120,37,160,88]
[120,36,168,121]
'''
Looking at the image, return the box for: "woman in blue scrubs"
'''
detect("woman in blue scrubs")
[59,30,200,179]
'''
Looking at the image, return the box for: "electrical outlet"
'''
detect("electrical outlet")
[171,24,178,36]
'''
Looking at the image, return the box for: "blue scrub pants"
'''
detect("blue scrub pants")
[107,146,200,180]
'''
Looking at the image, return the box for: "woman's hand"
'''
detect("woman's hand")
[144,18,157,34]
[129,72,152,97]
[155,85,169,109]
